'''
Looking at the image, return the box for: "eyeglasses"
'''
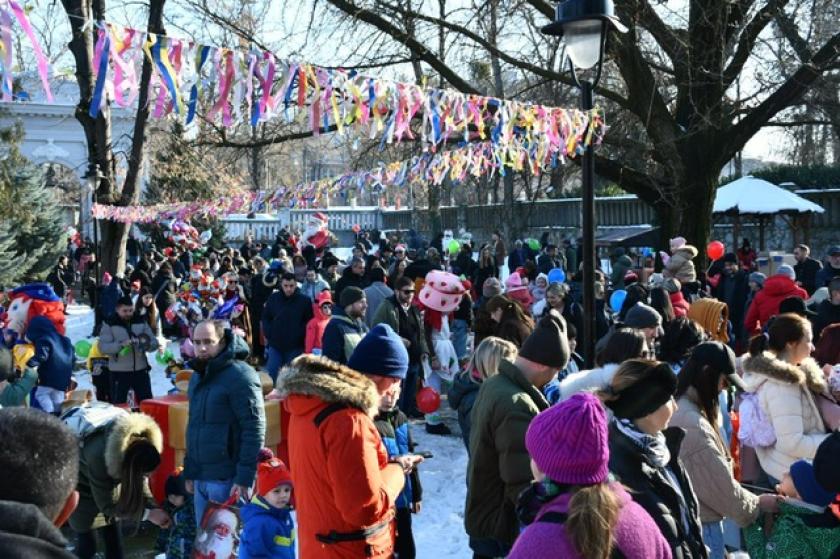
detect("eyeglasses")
[321,303,333,309]
[400,290,415,295]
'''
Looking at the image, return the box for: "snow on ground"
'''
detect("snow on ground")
[65,303,473,557]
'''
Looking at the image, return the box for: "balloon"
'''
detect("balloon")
[74,340,92,358]
[706,241,725,261]
[641,247,653,257]
[547,268,566,284]
[609,289,627,312]
[199,230,212,244]
[179,338,195,359]
[448,239,460,255]
[352,224,361,233]
[527,238,541,251]
[416,386,441,414]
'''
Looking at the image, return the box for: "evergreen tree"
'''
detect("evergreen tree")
[0,123,66,285]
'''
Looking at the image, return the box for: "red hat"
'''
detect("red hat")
[256,448,292,496]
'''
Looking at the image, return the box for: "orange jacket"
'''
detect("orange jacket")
[277,355,404,558]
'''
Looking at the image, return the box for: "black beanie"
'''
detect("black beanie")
[519,311,570,369]
[339,286,365,308]
[814,432,840,492]
[124,440,161,473]
[165,471,187,497]
[606,362,677,420]
[116,295,134,307]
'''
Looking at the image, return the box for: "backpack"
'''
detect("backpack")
[61,401,127,445]
[737,382,776,448]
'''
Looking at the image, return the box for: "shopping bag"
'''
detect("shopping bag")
[191,496,241,559]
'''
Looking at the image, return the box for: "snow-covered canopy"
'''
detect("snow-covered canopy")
[714,176,825,215]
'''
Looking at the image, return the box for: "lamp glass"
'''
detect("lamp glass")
[564,19,604,69]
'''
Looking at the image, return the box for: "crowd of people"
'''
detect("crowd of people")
[1,227,840,559]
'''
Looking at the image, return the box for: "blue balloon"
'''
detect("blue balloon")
[641,247,653,257]
[547,268,566,284]
[609,289,627,311]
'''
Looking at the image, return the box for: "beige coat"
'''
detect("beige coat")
[742,353,828,481]
[671,390,759,526]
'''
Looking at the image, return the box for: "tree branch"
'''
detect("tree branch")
[636,0,688,78]
[722,0,790,88]
[724,29,840,158]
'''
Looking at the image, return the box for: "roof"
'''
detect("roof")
[595,226,660,247]
[714,176,825,215]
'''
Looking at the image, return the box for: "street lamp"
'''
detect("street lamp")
[542,0,626,367]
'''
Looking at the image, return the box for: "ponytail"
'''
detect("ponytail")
[566,483,621,559]
[748,332,769,357]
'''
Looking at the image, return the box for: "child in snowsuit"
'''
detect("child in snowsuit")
[239,448,296,559]
[374,384,423,559]
[156,470,196,558]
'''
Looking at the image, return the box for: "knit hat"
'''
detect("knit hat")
[165,470,188,498]
[505,272,527,293]
[775,264,796,280]
[723,252,738,264]
[482,277,503,299]
[807,286,829,307]
[605,361,677,420]
[669,237,687,251]
[339,286,366,308]
[256,448,292,497]
[790,460,834,507]
[662,277,681,294]
[519,311,570,369]
[748,272,766,288]
[348,324,409,379]
[525,393,609,485]
[624,302,663,333]
[813,432,840,493]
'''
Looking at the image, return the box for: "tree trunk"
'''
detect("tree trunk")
[655,171,718,267]
[63,0,164,276]
[428,183,442,237]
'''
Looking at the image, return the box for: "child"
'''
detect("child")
[239,448,295,559]
[504,272,533,311]
[529,273,548,309]
[775,460,835,508]
[373,382,423,559]
[156,469,196,558]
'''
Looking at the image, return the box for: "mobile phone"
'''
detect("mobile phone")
[416,450,433,459]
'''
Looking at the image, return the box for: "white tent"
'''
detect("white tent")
[714,176,825,215]
[713,176,825,250]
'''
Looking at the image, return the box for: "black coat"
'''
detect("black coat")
[151,271,177,314]
[713,270,750,336]
[608,424,707,559]
[262,288,313,351]
[795,257,823,295]
[815,300,840,342]
[0,500,76,559]
[334,267,368,302]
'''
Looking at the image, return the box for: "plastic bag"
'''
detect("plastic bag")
[192,496,240,559]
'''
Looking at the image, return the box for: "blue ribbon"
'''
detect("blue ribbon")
[187,45,211,124]
[89,29,111,118]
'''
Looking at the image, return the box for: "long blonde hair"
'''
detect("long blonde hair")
[567,484,621,559]
[466,336,517,384]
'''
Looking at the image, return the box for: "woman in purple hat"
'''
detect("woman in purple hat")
[509,392,671,559]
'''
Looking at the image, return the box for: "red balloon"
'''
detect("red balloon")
[352,224,361,233]
[416,386,441,414]
[706,240,725,261]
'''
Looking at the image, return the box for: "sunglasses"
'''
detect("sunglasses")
[321,303,333,309]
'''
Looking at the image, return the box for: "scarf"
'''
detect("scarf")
[614,418,671,468]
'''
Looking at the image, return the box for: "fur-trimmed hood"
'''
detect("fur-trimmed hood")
[742,352,827,394]
[105,412,164,479]
[275,354,380,417]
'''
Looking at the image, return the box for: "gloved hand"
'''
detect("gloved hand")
[12,343,35,372]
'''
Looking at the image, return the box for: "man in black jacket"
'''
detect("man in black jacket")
[537,244,565,275]
[793,244,823,295]
[713,253,750,347]
[0,408,80,558]
[262,273,313,381]
[815,278,840,341]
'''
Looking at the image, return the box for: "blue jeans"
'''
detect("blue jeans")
[193,479,234,527]
[452,319,469,361]
[398,363,421,416]
[702,520,725,559]
[265,346,303,382]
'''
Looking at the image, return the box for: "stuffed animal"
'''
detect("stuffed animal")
[1,284,74,413]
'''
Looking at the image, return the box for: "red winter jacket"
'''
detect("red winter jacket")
[669,291,691,318]
[743,275,808,335]
[277,355,404,559]
[305,291,334,354]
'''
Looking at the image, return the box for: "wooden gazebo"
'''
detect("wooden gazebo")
[713,176,825,250]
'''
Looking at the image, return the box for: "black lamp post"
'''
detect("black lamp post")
[542,0,626,367]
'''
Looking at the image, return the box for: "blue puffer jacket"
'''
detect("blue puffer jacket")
[26,316,74,391]
[239,496,295,559]
[262,289,313,352]
[183,331,266,487]
[99,280,123,321]
[320,310,368,365]
[373,408,422,510]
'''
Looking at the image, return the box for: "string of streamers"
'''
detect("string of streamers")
[84,20,604,155]
[92,137,593,223]
[0,0,52,102]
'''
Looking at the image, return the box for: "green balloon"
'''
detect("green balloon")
[155,349,173,365]
[448,240,461,254]
[527,238,540,251]
[74,340,92,358]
